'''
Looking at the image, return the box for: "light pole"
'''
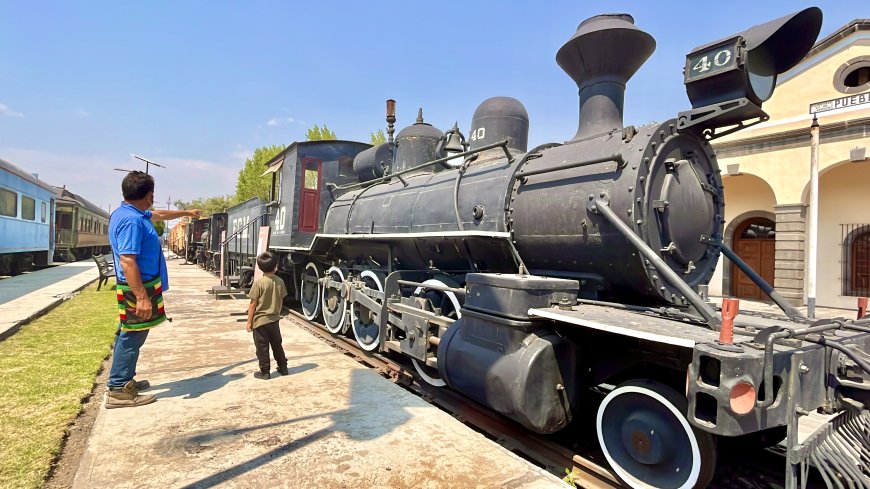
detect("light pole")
[807,115,820,318]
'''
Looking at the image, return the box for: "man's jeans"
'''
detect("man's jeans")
[107,328,150,389]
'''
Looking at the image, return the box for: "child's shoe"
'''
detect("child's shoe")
[277,365,289,376]
[254,371,271,380]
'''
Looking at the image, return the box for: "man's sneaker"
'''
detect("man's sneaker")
[277,366,289,376]
[133,379,150,391]
[105,380,157,409]
[254,371,271,380]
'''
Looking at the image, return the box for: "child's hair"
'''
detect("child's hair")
[256,251,279,273]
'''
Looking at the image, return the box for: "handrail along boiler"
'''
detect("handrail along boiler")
[223,8,869,489]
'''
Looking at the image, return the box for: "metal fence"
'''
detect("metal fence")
[841,223,870,297]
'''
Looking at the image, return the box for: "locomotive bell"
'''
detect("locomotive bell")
[443,122,465,153]
[468,96,529,153]
[556,14,655,140]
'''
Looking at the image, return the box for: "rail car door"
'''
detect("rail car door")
[731,218,776,301]
[299,157,322,233]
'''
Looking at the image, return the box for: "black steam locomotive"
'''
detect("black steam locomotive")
[222,8,870,488]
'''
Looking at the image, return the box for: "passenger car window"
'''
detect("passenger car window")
[0,188,16,217]
[41,202,47,223]
[22,196,36,220]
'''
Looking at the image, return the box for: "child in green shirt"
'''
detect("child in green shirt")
[246,251,289,379]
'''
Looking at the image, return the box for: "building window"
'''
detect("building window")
[834,56,870,94]
[22,196,36,221]
[844,66,870,87]
[842,224,870,297]
[0,188,16,217]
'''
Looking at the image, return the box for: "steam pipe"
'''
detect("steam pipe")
[720,244,806,321]
[593,199,720,327]
[334,139,510,191]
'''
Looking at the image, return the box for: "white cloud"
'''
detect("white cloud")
[0,147,240,209]
[75,108,91,118]
[230,147,253,161]
[0,103,23,117]
[266,116,298,126]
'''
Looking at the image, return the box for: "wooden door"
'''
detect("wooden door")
[731,218,776,301]
[852,232,870,296]
[299,157,322,233]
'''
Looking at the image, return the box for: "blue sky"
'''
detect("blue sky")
[0,1,864,211]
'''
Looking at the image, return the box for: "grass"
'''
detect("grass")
[0,283,118,489]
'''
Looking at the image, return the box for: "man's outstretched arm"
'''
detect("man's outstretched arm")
[150,209,202,222]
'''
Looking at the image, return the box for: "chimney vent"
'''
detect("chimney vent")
[556,14,655,140]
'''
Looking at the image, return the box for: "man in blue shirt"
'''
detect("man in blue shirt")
[106,171,200,409]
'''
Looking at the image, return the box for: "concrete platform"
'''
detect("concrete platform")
[72,259,565,488]
[0,261,101,340]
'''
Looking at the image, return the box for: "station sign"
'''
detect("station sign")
[809,91,870,114]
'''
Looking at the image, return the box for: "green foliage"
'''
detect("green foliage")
[305,124,337,141]
[0,284,117,488]
[152,219,165,236]
[234,144,286,204]
[173,195,236,215]
[370,129,386,145]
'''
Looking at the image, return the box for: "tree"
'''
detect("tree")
[234,144,286,203]
[173,195,236,215]
[370,129,386,145]
[152,219,165,236]
[305,124,337,141]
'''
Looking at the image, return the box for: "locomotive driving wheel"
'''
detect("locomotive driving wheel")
[351,270,384,351]
[411,278,463,388]
[596,380,717,489]
[321,266,348,334]
[299,262,322,321]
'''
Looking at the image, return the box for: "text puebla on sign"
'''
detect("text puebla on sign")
[809,91,870,114]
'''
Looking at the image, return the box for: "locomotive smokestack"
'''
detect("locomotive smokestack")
[556,14,655,140]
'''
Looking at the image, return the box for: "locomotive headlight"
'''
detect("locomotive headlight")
[680,7,822,136]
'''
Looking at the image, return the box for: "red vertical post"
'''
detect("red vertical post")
[720,298,739,344]
[858,297,868,319]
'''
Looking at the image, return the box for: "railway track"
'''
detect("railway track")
[288,309,624,489]
[289,308,828,489]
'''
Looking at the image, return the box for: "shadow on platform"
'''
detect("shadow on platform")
[173,368,415,488]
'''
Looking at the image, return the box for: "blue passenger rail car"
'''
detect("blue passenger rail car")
[0,157,56,275]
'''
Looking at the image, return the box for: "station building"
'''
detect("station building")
[708,19,870,309]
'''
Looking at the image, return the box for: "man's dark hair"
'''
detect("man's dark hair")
[256,251,278,273]
[121,171,155,200]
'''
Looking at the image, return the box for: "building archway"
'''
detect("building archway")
[801,160,870,307]
[728,216,776,300]
[713,171,778,299]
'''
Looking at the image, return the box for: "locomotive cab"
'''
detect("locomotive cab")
[265,140,371,250]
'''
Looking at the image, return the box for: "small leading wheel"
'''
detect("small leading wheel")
[299,262,321,321]
[351,270,384,351]
[411,278,462,388]
[596,380,717,489]
[321,266,347,334]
